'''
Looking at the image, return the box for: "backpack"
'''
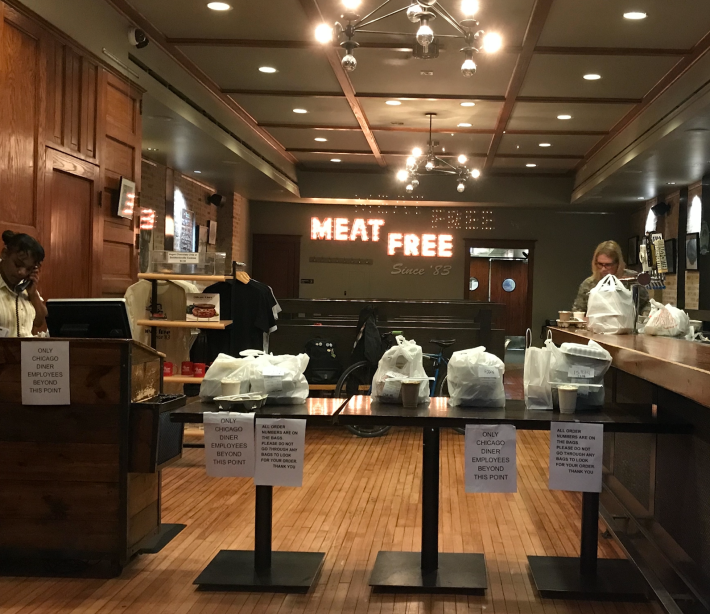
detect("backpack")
[304,338,342,385]
[351,306,388,365]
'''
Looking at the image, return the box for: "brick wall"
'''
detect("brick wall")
[216,191,250,269]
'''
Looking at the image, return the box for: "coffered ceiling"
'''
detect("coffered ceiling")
[122,0,710,201]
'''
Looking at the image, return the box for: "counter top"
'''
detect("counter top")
[549,327,710,408]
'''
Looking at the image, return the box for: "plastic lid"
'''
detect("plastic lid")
[559,341,611,361]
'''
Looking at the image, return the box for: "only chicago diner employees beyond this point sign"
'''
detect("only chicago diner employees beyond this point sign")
[465,424,517,493]
[21,341,70,405]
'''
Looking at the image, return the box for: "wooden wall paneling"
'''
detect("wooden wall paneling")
[0,4,47,239]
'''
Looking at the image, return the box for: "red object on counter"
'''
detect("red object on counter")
[163,362,174,377]
[181,361,194,376]
[193,363,206,377]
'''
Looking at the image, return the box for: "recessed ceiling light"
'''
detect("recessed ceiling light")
[623,11,647,19]
[637,196,645,200]
[314,137,328,142]
[458,122,472,127]
[526,163,537,167]
[584,73,602,80]
[207,2,231,10]
[539,142,551,147]
[194,170,202,174]
[461,102,476,107]
[386,100,402,105]
[293,108,308,114]
[421,71,434,76]
[667,182,676,185]
[259,66,277,73]
[557,114,572,120]
[146,147,158,151]
[331,158,341,163]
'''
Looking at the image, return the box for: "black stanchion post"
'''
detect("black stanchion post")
[421,427,440,572]
[580,491,599,576]
[254,485,273,571]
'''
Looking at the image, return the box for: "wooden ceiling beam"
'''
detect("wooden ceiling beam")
[102,0,298,168]
[287,148,583,159]
[485,0,555,170]
[534,46,689,57]
[297,0,386,167]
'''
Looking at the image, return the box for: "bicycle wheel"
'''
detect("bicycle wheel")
[335,361,391,438]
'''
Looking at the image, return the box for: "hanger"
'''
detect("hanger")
[236,271,251,284]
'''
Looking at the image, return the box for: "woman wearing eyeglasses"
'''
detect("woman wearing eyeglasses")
[572,240,649,314]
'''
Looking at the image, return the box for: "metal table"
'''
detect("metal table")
[170,398,346,593]
[337,396,690,599]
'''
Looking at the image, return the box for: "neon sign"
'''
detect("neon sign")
[310,217,453,258]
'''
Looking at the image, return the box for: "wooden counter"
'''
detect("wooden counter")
[548,327,710,409]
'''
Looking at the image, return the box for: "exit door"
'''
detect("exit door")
[490,260,529,336]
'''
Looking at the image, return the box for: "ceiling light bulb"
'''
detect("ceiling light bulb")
[343,0,361,9]
[331,158,341,163]
[458,122,472,128]
[416,22,434,48]
[457,154,467,164]
[411,179,419,187]
[407,3,422,22]
[526,163,537,167]
[461,0,479,17]
[341,53,357,72]
[207,2,231,10]
[406,156,416,167]
[482,32,502,53]
[457,182,465,193]
[259,66,277,73]
[539,142,551,147]
[293,108,308,114]
[194,170,202,174]
[396,169,409,182]
[471,168,480,178]
[386,100,402,106]
[412,147,423,157]
[557,114,572,120]
[623,11,647,19]
[425,160,435,171]
[314,137,328,142]
[584,73,601,80]
[461,57,477,77]
[406,184,414,193]
[461,102,476,107]
[315,23,333,43]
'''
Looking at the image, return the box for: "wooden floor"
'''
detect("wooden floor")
[0,422,658,614]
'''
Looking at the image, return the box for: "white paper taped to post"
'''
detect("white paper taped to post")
[465,424,517,493]
[21,341,70,405]
[548,422,603,492]
[204,412,255,477]
[255,418,306,487]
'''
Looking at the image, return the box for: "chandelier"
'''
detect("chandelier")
[396,113,480,193]
[315,0,502,77]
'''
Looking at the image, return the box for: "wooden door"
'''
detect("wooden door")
[41,150,99,299]
[490,259,529,336]
[252,234,301,299]
[468,258,489,301]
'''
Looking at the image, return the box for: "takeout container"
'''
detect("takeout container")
[221,378,249,396]
[401,380,421,408]
[214,393,268,412]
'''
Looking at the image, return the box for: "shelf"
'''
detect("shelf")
[138,273,230,283]
[137,319,232,330]
[165,375,204,384]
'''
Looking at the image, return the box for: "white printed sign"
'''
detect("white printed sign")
[262,366,285,393]
[568,365,594,379]
[549,422,603,492]
[477,365,499,380]
[255,419,306,487]
[204,412,255,477]
[21,341,70,405]
[167,251,200,264]
[465,425,517,493]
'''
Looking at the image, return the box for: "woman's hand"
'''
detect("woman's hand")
[27,266,40,297]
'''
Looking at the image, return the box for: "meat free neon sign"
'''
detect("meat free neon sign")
[310,217,453,258]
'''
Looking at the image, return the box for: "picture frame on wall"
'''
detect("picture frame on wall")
[627,236,639,266]
[664,239,677,274]
[208,220,218,245]
[686,233,700,271]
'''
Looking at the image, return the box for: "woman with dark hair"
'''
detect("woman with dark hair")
[0,230,48,336]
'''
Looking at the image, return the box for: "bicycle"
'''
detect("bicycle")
[335,337,454,437]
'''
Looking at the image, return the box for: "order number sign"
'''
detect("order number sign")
[568,365,594,379]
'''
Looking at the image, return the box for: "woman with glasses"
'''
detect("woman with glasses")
[572,240,649,314]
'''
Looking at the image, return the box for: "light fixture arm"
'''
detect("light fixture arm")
[355,6,409,30]
[430,4,467,36]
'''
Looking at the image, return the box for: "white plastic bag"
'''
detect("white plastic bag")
[524,329,553,410]
[199,353,253,401]
[587,274,635,335]
[644,299,690,337]
[248,353,310,405]
[447,346,505,408]
[547,339,611,409]
[371,336,430,404]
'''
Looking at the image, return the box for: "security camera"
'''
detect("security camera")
[128,28,149,49]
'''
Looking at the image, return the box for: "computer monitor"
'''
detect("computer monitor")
[46,298,132,339]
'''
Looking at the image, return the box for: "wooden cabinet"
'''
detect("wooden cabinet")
[0,0,142,300]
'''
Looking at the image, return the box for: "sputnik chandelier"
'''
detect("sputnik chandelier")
[397,113,480,193]
[315,0,502,77]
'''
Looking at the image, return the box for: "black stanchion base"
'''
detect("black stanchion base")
[138,523,186,554]
[528,556,648,601]
[369,551,487,594]
[194,550,325,593]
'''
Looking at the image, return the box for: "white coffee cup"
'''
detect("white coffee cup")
[573,311,586,321]
[558,385,578,414]
[559,311,572,322]
[222,379,247,396]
